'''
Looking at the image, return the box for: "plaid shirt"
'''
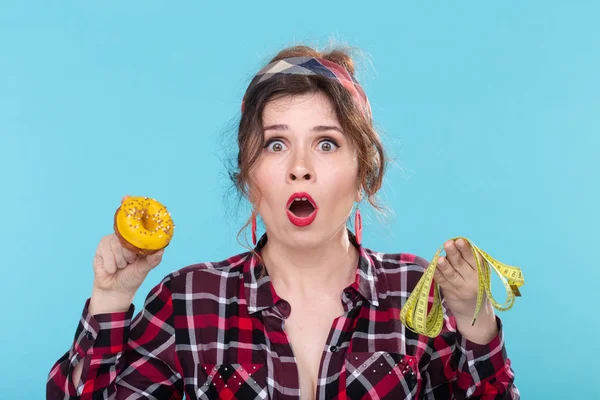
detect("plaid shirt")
[47,231,519,399]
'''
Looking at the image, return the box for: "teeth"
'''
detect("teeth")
[291,197,310,203]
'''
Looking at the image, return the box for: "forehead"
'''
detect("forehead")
[262,92,339,126]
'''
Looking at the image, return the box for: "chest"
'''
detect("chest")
[283,301,344,399]
[181,296,421,399]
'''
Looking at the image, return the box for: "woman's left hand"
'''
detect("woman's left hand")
[434,238,488,320]
[434,238,499,344]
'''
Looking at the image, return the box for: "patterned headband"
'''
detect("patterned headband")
[241,56,372,120]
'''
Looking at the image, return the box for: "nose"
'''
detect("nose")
[287,152,314,183]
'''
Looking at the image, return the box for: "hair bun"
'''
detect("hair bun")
[324,49,356,76]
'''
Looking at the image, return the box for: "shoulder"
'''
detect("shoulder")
[362,247,431,293]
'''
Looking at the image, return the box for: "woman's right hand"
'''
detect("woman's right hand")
[90,196,165,313]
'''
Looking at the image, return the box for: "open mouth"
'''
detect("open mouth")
[288,197,316,217]
[286,192,318,226]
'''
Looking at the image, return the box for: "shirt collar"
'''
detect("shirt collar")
[243,229,380,314]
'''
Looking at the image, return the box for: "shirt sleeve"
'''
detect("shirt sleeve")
[46,276,184,399]
[418,300,520,399]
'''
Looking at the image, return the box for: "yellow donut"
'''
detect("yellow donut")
[113,196,175,255]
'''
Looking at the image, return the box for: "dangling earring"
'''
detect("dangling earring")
[251,212,257,246]
[354,207,362,245]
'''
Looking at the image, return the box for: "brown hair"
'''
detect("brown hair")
[228,44,388,258]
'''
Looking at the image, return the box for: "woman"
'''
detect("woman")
[47,45,519,399]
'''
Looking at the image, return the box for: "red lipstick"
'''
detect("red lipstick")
[286,192,318,227]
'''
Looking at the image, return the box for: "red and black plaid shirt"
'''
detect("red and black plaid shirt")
[48,231,519,399]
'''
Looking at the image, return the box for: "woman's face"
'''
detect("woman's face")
[250,91,361,248]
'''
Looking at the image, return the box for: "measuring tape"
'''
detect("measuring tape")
[399,237,524,338]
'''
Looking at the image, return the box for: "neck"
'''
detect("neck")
[260,227,359,298]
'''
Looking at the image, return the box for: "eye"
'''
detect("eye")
[317,139,339,152]
[264,139,287,152]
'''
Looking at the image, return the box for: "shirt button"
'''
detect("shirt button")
[329,346,338,352]
[84,330,93,340]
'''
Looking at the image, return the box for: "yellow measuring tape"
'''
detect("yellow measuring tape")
[399,237,524,338]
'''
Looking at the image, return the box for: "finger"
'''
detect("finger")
[93,251,105,272]
[443,242,467,280]
[446,240,475,277]
[455,239,478,271]
[122,246,137,264]
[146,249,164,269]
[101,246,117,274]
[437,255,464,284]
[121,195,131,204]
[450,241,475,280]
[109,234,128,269]
[434,266,450,286]
[136,249,164,275]
[444,240,463,269]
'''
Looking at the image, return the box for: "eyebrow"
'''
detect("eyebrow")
[263,124,343,134]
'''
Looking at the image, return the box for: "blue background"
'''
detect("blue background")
[1,1,598,398]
